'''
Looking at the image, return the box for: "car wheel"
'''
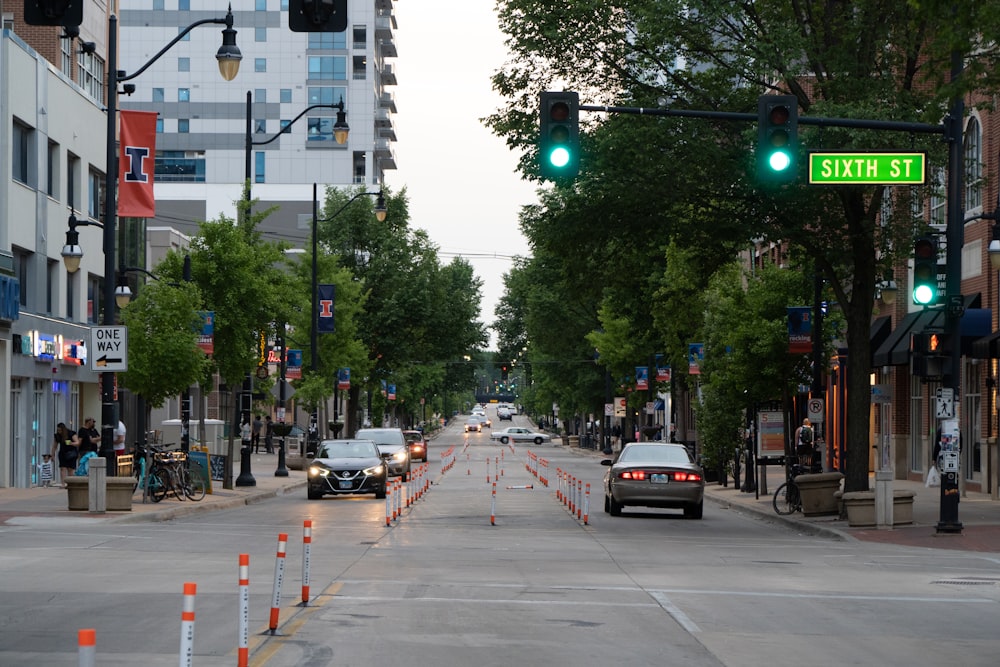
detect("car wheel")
[604,494,611,513]
[684,500,704,520]
[375,484,386,499]
[533,437,543,444]
[307,485,323,500]
[500,436,509,445]
[609,493,623,516]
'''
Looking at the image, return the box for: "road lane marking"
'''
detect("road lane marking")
[649,591,701,633]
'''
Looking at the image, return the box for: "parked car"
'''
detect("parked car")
[354,428,411,480]
[601,443,705,519]
[489,427,550,444]
[497,407,513,421]
[464,418,483,433]
[403,429,427,462]
[306,439,387,500]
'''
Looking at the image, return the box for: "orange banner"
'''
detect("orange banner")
[118,110,158,217]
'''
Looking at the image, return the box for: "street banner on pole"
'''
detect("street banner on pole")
[118,110,157,217]
[317,284,335,333]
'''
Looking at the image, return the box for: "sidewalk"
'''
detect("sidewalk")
[0,452,306,525]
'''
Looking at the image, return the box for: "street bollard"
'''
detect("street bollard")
[269,534,287,634]
[88,457,106,514]
[179,582,196,667]
[274,437,289,477]
[235,444,256,487]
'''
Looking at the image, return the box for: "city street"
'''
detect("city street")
[1,415,999,666]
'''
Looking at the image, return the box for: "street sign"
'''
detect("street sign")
[807,398,825,423]
[90,326,128,372]
[808,152,926,184]
[936,387,955,419]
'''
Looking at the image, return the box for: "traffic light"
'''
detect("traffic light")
[756,95,798,184]
[289,0,347,33]
[911,331,950,379]
[501,365,509,381]
[24,0,83,27]
[912,236,939,305]
[539,91,580,180]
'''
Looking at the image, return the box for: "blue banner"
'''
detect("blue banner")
[318,284,335,334]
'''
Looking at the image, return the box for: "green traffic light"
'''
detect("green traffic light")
[768,150,791,172]
[913,284,935,305]
[549,146,571,168]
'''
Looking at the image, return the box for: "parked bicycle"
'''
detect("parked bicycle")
[772,461,813,515]
[134,444,205,502]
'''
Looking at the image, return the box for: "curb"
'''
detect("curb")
[104,480,308,525]
[704,491,855,542]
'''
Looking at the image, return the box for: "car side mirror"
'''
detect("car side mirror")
[600,459,613,466]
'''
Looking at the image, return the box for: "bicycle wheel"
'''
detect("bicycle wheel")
[169,467,186,501]
[182,464,207,501]
[149,468,168,503]
[772,482,799,515]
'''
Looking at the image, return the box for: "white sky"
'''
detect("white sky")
[383,1,538,349]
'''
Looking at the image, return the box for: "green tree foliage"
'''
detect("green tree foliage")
[119,279,208,408]
[489,0,1000,491]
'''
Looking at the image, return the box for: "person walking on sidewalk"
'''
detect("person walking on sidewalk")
[264,416,274,454]
[794,418,815,469]
[252,415,263,453]
[52,423,79,486]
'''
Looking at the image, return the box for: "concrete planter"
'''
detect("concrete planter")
[795,472,844,516]
[837,490,915,527]
[65,476,134,511]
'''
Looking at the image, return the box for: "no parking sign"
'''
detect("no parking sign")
[807,398,824,423]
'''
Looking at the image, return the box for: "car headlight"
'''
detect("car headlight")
[309,466,331,477]
[390,450,407,463]
[363,463,386,477]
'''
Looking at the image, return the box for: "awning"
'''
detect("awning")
[972,330,1000,359]
[872,294,988,367]
[869,316,892,366]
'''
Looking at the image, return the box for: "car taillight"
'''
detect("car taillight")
[619,470,648,480]
[673,472,702,482]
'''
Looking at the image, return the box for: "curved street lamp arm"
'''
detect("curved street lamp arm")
[317,191,383,224]
[118,11,234,83]
[252,102,344,147]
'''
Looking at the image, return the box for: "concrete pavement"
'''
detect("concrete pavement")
[4,443,1000,553]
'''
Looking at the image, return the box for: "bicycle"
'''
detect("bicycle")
[772,462,811,515]
[135,445,206,502]
[133,445,167,503]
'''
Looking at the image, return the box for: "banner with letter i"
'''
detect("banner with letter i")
[317,284,335,333]
[118,110,158,217]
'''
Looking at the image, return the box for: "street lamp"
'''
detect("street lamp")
[308,183,387,453]
[61,10,240,464]
[244,91,349,206]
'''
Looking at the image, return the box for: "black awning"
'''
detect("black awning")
[972,331,1000,359]
[872,297,990,367]
[869,316,892,366]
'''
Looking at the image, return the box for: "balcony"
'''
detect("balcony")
[381,63,396,86]
[374,107,392,127]
[379,91,396,113]
[375,14,396,40]
[374,139,396,170]
[375,0,393,10]
[379,38,397,59]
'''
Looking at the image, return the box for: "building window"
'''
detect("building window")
[178,57,190,72]
[155,151,206,183]
[47,259,57,315]
[178,119,190,133]
[88,276,101,324]
[178,27,190,41]
[12,120,31,185]
[308,86,346,105]
[255,88,267,104]
[47,141,59,197]
[255,27,267,42]
[67,268,76,320]
[179,0,190,10]
[308,56,346,80]
[255,152,265,183]
[153,0,164,9]
[353,151,366,184]
[964,116,982,212]
[67,153,80,211]
[77,51,104,102]
[280,119,291,131]
[14,249,29,308]
[280,88,292,103]
[308,32,346,49]
[353,55,366,80]
[307,117,339,142]
[353,25,366,49]
[88,168,104,221]
[178,88,190,102]
[156,118,164,133]
[255,119,266,134]
[153,87,165,102]
[256,0,267,9]
[255,58,267,73]
[60,34,73,78]
[929,167,946,228]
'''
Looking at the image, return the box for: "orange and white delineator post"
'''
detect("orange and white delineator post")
[301,521,312,605]
[238,554,250,667]
[269,534,287,634]
[78,628,96,667]
[490,481,497,526]
[583,483,591,524]
[179,582,197,667]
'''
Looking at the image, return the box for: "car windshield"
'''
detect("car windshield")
[619,445,692,465]
[404,432,422,443]
[317,441,375,458]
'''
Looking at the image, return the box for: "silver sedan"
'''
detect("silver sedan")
[489,427,551,444]
[602,443,705,519]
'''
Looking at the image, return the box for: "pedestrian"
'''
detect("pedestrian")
[52,422,79,486]
[795,418,814,469]
[264,416,274,454]
[75,446,98,477]
[241,415,252,452]
[113,419,127,471]
[38,453,55,487]
[78,417,101,456]
[252,415,263,453]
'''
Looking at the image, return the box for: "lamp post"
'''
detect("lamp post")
[244,92,348,207]
[308,184,386,453]
[62,10,240,467]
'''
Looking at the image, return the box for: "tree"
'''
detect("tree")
[488,0,1000,492]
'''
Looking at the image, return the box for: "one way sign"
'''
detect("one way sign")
[90,326,128,372]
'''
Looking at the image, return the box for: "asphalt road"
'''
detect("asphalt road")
[2,413,999,666]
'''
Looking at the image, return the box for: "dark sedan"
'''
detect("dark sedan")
[403,430,427,462]
[307,439,387,500]
[602,443,705,519]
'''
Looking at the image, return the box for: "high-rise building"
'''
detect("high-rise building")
[118,1,397,242]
